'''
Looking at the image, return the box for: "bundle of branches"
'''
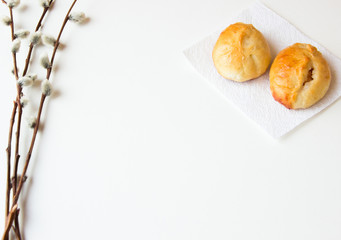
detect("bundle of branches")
[0,0,85,239]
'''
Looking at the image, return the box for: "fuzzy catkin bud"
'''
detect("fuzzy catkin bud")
[30,31,42,45]
[27,116,37,129]
[41,79,52,96]
[39,0,52,7]
[39,52,51,69]
[18,76,33,87]
[14,29,30,39]
[11,39,21,53]
[27,73,38,81]
[69,12,86,23]
[7,0,20,8]
[20,96,29,108]
[42,34,56,46]
[1,16,12,26]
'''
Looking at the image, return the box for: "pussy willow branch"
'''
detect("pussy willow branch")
[2,1,78,239]
[22,0,54,76]
[6,102,21,240]
[4,1,58,239]
[9,4,21,199]
[3,6,20,240]
[12,99,22,240]
[5,102,16,220]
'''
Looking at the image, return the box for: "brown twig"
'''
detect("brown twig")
[3,1,78,238]
[22,0,54,76]
[11,103,21,240]
[35,0,54,32]
[1,205,17,240]
[48,1,77,78]
[3,6,19,240]
[12,104,21,192]
[5,102,17,218]
[9,7,19,81]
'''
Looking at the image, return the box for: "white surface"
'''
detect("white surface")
[0,0,340,239]
[184,2,341,138]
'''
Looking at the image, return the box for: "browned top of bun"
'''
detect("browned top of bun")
[270,43,331,109]
[212,22,271,82]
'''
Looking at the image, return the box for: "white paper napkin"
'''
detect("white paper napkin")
[184,2,341,138]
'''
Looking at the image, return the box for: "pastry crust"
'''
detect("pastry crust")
[270,43,331,109]
[212,22,271,82]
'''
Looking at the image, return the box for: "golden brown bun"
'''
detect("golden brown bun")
[212,22,271,82]
[270,43,331,109]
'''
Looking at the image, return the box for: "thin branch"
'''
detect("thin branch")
[9,9,18,80]
[5,102,17,218]
[12,104,21,191]
[22,47,33,77]
[23,2,53,76]
[1,205,17,240]
[9,8,15,39]
[4,6,19,240]
[12,103,22,240]
[48,0,77,79]
[35,1,54,32]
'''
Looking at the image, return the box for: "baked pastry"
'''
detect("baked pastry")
[270,43,331,109]
[212,22,271,82]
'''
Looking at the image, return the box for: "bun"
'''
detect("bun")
[270,43,331,109]
[212,22,271,82]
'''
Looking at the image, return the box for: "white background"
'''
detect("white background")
[0,0,341,239]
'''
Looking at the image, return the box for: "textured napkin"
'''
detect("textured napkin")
[184,2,341,138]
